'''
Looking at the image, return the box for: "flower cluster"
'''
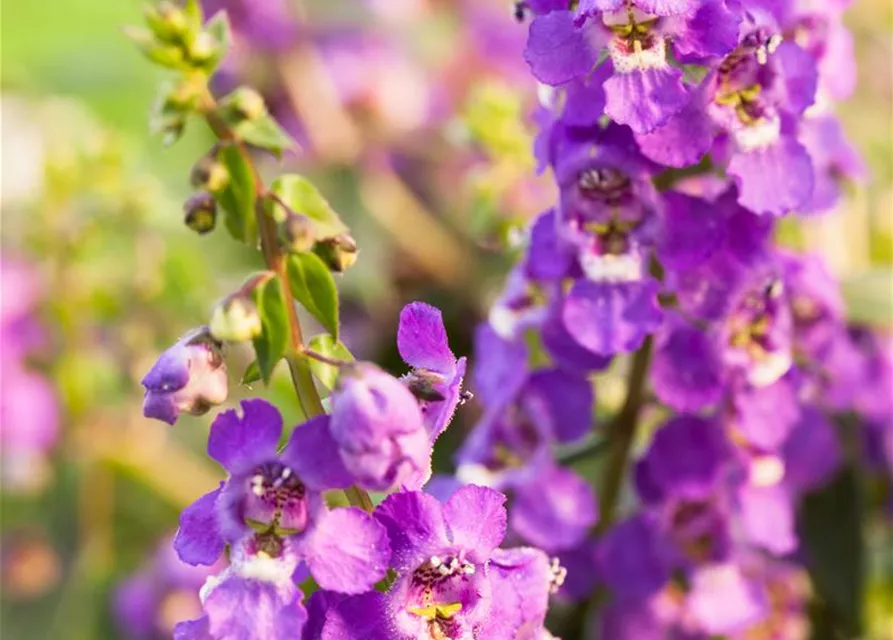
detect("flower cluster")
[127,0,890,638]
[0,257,59,492]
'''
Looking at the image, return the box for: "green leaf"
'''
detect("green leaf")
[183,0,203,32]
[215,144,257,244]
[307,334,353,390]
[286,252,339,338]
[201,11,231,72]
[250,276,289,383]
[270,174,348,240]
[235,115,297,157]
[241,360,261,385]
[799,465,864,639]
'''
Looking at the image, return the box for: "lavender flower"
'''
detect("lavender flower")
[174,399,390,594]
[141,327,228,426]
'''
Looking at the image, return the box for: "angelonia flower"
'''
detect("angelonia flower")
[130,0,892,637]
[310,486,564,639]
[0,257,59,492]
[141,326,228,426]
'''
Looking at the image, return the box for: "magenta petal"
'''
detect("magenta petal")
[686,564,768,634]
[397,302,456,374]
[737,484,797,555]
[173,618,211,640]
[443,485,507,563]
[321,592,400,640]
[604,67,688,134]
[374,491,449,572]
[635,92,715,168]
[281,415,354,491]
[652,322,724,412]
[304,507,390,594]
[174,485,225,566]
[204,577,307,640]
[207,399,283,473]
[510,466,598,551]
[524,11,596,85]
[563,279,663,356]
[729,137,815,216]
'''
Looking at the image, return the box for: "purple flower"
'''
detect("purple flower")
[322,486,509,639]
[397,302,468,445]
[174,399,390,594]
[457,366,594,489]
[510,464,599,552]
[598,514,673,603]
[329,363,429,491]
[141,327,228,426]
[525,1,740,132]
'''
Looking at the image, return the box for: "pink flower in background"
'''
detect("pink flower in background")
[0,257,58,492]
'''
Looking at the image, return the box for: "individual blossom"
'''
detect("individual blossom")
[114,537,224,640]
[174,399,390,596]
[524,0,740,133]
[319,485,517,639]
[329,362,430,491]
[141,327,228,426]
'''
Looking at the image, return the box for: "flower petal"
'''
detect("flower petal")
[397,302,456,374]
[303,507,391,594]
[443,484,507,562]
[374,490,448,572]
[525,11,596,85]
[282,415,354,491]
[174,486,225,566]
[207,399,283,473]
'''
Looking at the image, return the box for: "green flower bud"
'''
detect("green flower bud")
[190,154,229,192]
[184,192,217,234]
[314,234,358,273]
[209,293,262,342]
[142,2,190,43]
[186,31,217,63]
[279,213,315,254]
[222,87,267,122]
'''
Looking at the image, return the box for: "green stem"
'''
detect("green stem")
[198,86,370,510]
[597,335,653,533]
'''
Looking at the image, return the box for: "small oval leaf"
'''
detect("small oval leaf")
[286,253,339,338]
[307,334,354,390]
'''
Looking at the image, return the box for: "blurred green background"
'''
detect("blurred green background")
[1,1,891,639]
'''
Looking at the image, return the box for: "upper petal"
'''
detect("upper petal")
[281,415,354,491]
[207,399,283,473]
[443,484,507,563]
[397,302,456,374]
[374,490,449,572]
[525,11,597,86]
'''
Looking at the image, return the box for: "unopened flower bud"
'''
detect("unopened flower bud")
[314,234,358,273]
[223,87,267,122]
[184,192,217,234]
[141,327,228,425]
[279,213,315,253]
[186,32,217,63]
[144,1,189,43]
[209,294,262,343]
[191,154,229,192]
[330,363,429,491]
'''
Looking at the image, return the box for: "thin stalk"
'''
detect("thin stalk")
[197,86,368,508]
[596,335,653,533]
